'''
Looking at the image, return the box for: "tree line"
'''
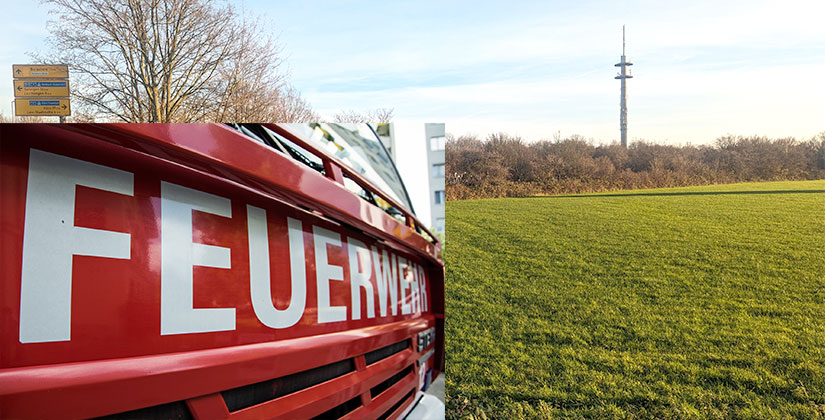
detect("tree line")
[446,133,825,200]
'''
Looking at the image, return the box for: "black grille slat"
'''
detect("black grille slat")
[222,358,355,412]
[376,390,415,420]
[310,396,361,420]
[370,365,413,399]
[93,400,193,420]
[365,340,409,365]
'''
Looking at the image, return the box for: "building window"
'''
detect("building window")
[434,190,445,204]
[435,217,445,234]
[430,136,445,151]
[431,163,445,178]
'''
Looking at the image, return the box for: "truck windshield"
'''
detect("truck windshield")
[285,123,413,212]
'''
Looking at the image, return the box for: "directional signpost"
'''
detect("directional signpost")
[12,64,71,120]
[14,80,70,97]
[14,99,71,116]
[13,65,69,79]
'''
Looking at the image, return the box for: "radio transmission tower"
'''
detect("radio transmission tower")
[614,25,633,147]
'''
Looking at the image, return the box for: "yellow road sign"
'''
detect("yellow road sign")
[13,80,70,97]
[14,99,71,116]
[13,64,69,79]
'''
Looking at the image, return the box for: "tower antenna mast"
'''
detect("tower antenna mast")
[615,25,634,147]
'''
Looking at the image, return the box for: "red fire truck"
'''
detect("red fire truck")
[0,123,444,420]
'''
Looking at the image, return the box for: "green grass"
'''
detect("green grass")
[446,181,825,419]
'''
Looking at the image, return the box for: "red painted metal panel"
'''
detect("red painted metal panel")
[0,124,444,420]
[61,123,441,262]
[187,394,231,420]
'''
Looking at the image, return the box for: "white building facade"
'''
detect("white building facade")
[425,123,446,239]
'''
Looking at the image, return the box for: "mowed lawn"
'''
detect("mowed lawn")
[445,180,825,419]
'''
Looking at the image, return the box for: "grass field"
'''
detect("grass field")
[445,180,825,419]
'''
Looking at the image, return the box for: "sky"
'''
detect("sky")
[392,123,433,226]
[1,0,823,144]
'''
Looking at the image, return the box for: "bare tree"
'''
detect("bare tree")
[38,0,315,122]
[271,85,319,122]
[206,18,316,122]
[331,108,394,123]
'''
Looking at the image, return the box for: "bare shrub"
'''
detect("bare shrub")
[446,133,825,200]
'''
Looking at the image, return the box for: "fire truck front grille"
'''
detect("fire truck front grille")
[309,396,362,420]
[83,322,429,420]
[92,400,193,420]
[370,365,413,399]
[222,358,355,412]
[365,339,409,365]
[376,390,415,420]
